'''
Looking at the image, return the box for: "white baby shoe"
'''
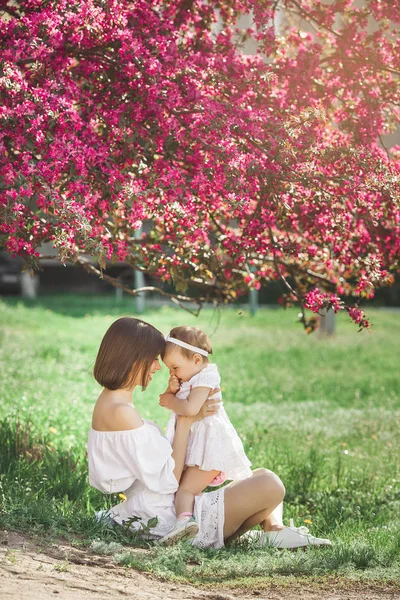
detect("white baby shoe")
[158,516,199,546]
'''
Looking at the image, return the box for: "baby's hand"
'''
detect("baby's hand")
[168,375,180,394]
[159,392,173,409]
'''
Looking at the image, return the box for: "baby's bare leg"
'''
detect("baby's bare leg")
[175,466,220,516]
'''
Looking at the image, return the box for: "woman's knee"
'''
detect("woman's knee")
[256,469,285,502]
[252,467,271,478]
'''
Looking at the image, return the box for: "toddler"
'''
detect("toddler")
[158,326,252,544]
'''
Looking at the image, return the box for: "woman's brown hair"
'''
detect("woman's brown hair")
[94,317,165,390]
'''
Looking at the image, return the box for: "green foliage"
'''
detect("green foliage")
[0,295,399,584]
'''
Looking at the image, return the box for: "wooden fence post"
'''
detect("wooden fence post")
[134,228,145,313]
[21,270,39,298]
[319,308,335,336]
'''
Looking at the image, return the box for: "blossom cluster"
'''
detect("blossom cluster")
[0,0,399,328]
[304,289,343,314]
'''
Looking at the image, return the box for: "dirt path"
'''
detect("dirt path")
[1,530,399,600]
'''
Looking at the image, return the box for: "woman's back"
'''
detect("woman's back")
[88,417,178,495]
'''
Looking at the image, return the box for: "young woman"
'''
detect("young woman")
[87,317,331,549]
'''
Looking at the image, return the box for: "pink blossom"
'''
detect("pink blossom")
[0,0,399,330]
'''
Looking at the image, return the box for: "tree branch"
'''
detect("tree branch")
[37,254,204,315]
[173,0,196,27]
[0,5,20,19]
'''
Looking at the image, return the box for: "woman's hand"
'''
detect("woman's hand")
[192,388,221,422]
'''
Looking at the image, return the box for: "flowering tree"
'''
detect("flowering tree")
[1,0,399,328]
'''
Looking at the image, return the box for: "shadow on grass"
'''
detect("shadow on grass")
[0,418,161,548]
[0,293,151,319]
[1,418,400,584]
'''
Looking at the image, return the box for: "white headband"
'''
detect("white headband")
[165,333,209,357]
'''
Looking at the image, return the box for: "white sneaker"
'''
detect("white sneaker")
[158,516,199,546]
[95,510,116,526]
[242,520,332,549]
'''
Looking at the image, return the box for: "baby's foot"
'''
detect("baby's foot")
[158,515,199,546]
[208,472,227,487]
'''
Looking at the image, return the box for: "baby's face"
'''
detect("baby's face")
[162,348,198,383]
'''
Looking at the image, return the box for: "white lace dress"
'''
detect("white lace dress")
[87,420,225,548]
[164,364,252,481]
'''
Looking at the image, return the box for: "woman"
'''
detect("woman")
[88,317,331,549]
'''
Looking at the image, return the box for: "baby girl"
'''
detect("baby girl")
[159,326,252,544]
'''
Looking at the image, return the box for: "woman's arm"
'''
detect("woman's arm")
[159,387,210,416]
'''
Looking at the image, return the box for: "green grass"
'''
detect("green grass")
[0,294,399,585]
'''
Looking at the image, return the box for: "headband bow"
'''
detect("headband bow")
[165,333,209,357]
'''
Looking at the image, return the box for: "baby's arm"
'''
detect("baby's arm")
[159,387,211,416]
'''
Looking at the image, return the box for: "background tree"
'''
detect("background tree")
[1,0,399,327]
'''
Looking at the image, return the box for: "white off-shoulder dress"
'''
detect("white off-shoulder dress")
[87,419,225,548]
[164,364,252,481]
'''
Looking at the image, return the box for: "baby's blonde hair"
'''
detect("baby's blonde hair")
[165,326,212,362]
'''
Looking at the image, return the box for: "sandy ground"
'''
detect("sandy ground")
[0,530,399,600]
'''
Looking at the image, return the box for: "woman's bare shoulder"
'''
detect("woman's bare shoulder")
[93,403,144,432]
[110,404,144,430]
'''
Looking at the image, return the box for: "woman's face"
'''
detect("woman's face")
[145,357,161,386]
[132,357,161,389]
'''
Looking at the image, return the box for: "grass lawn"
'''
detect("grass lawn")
[0,294,399,586]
